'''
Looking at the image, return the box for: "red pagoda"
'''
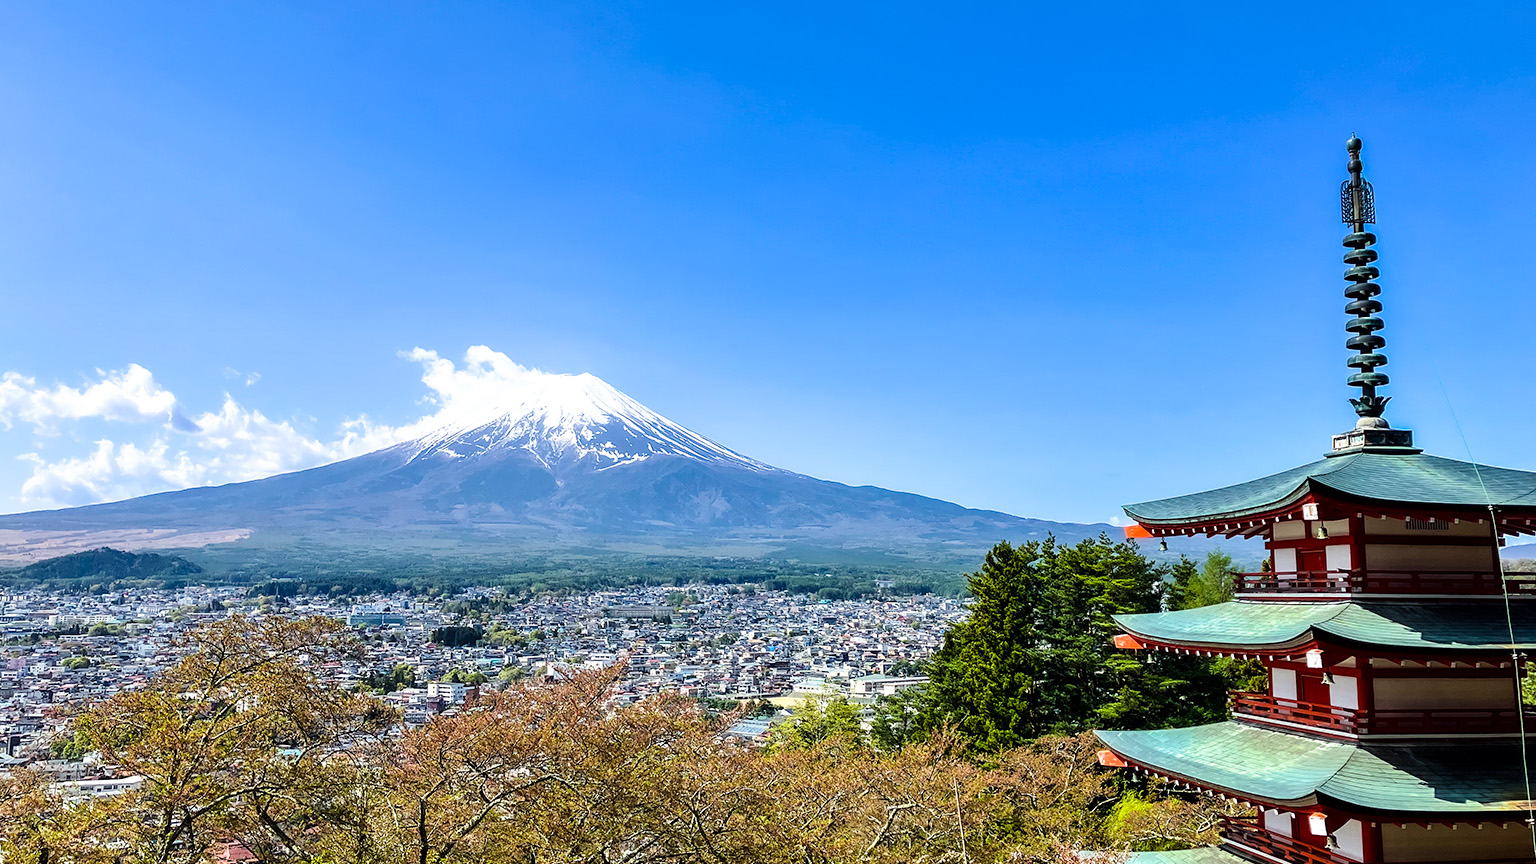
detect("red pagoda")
[1096,138,1536,864]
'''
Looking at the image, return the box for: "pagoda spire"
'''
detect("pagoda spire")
[1330,136,1415,454]
[1341,136,1390,419]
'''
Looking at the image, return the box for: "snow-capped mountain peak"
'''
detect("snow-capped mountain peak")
[404,371,773,473]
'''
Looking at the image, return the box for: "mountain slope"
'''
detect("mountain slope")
[0,371,1113,566]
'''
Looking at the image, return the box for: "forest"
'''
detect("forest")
[0,546,962,599]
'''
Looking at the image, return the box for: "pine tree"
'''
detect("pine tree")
[1180,550,1236,609]
[920,536,1234,751]
[1165,556,1199,611]
[1034,535,1167,732]
[922,539,1047,751]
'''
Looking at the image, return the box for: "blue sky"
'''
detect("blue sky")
[2,2,1534,522]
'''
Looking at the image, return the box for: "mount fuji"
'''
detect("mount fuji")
[0,370,1113,569]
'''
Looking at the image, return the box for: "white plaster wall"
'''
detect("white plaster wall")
[1381,824,1535,862]
[1263,809,1294,836]
[1272,668,1298,701]
[1372,677,1516,710]
[1332,819,1364,862]
[1274,522,1306,541]
[1273,548,1298,574]
[1326,544,1353,571]
[1329,676,1359,710]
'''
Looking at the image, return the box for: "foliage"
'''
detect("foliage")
[25,616,396,864]
[2,545,964,599]
[1104,779,1243,851]
[0,769,103,864]
[914,537,1241,751]
[483,624,529,647]
[48,729,93,760]
[430,625,482,647]
[440,667,489,685]
[0,538,970,599]
[11,547,202,585]
[699,696,774,716]
[869,687,925,751]
[362,663,417,694]
[246,579,301,598]
[767,694,864,752]
[922,537,1154,748]
[10,614,1239,864]
[1167,551,1236,611]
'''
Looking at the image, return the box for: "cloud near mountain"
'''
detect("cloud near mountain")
[1,347,577,510]
[0,354,1112,567]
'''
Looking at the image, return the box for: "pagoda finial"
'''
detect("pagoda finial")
[1341,136,1388,421]
[1329,136,1416,455]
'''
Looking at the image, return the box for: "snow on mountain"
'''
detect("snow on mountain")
[402,371,774,474]
[0,364,1116,567]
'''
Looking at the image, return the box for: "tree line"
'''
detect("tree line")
[6,547,965,598]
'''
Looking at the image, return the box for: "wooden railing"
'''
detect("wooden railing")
[1232,692,1534,736]
[1235,569,1536,597]
[1221,816,1348,864]
[1222,814,1536,864]
[1233,693,1357,734]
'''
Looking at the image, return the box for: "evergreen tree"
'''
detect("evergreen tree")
[1033,536,1166,731]
[1165,556,1199,611]
[429,625,482,647]
[921,536,1234,751]
[1172,550,1236,610]
[922,540,1047,751]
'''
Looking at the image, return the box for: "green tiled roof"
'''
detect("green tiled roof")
[1127,849,1252,864]
[1097,722,1536,814]
[1124,451,1536,525]
[1115,601,1536,652]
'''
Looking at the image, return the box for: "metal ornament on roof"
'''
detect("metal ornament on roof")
[1341,136,1389,420]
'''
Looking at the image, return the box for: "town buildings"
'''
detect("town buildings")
[0,582,959,774]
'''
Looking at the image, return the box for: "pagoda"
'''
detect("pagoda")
[1096,138,1536,864]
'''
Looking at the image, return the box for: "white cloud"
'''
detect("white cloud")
[0,365,183,434]
[5,346,547,510]
[19,440,201,509]
[393,345,544,435]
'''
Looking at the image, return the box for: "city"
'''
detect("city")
[1,582,957,786]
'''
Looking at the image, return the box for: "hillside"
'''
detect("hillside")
[9,547,203,584]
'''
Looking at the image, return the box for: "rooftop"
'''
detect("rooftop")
[1114,600,1536,654]
[1125,451,1536,529]
[1127,848,1252,864]
[1097,721,1536,815]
